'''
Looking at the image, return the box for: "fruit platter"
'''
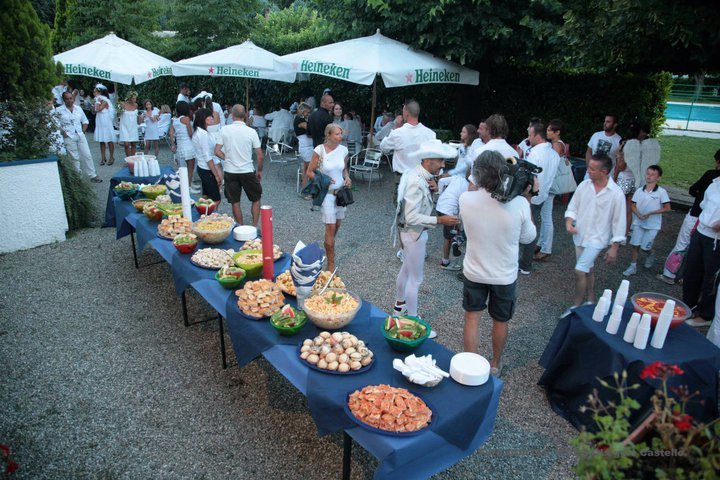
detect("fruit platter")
[142,202,163,221]
[158,215,193,239]
[113,181,138,200]
[270,305,307,335]
[299,331,373,373]
[190,248,235,269]
[215,265,246,289]
[173,233,198,254]
[240,239,282,260]
[236,279,285,319]
[383,315,431,352]
[346,385,433,435]
[195,197,217,215]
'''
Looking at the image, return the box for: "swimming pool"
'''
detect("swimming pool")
[666,102,720,123]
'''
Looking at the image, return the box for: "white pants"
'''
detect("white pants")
[395,230,428,316]
[538,194,555,254]
[64,134,96,178]
[662,213,697,278]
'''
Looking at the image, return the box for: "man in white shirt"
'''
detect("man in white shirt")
[518,121,560,274]
[472,114,519,160]
[176,83,191,104]
[51,80,67,107]
[380,100,436,174]
[56,92,101,183]
[460,150,537,376]
[265,103,294,143]
[563,153,626,317]
[214,105,264,226]
[585,114,622,168]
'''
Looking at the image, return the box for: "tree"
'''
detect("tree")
[0,0,58,101]
[51,0,158,53]
[31,0,56,25]
[554,0,720,75]
[166,0,261,60]
[250,4,334,55]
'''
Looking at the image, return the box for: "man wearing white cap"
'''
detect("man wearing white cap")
[393,140,459,334]
[56,91,102,182]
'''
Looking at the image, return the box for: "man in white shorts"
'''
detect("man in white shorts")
[562,153,626,317]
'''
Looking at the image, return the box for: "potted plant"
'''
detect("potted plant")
[572,362,720,479]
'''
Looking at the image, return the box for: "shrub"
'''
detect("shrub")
[58,154,97,230]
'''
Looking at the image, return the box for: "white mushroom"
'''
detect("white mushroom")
[350,361,362,371]
[338,353,349,364]
[338,363,350,373]
[300,351,310,360]
[360,356,372,366]
[300,345,310,353]
[307,354,319,364]
[345,347,356,355]
[313,336,324,346]
[319,331,331,339]
[325,352,337,364]
[317,359,328,369]
[331,332,343,342]
[327,361,339,371]
[303,339,313,347]
[341,339,353,349]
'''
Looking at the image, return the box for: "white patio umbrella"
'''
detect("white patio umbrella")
[173,40,296,108]
[282,29,479,142]
[53,33,174,85]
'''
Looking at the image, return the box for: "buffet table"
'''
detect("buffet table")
[110,192,503,480]
[539,304,720,431]
[103,166,176,230]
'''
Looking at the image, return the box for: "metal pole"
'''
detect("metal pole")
[130,230,139,269]
[368,77,377,148]
[218,315,227,369]
[342,432,352,480]
[181,290,189,327]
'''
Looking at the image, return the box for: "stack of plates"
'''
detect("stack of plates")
[449,352,490,386]
[233,226,257,241]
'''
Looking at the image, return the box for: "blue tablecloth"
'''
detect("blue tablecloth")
[104,166,176,228]
[539,304,720,431]
[115,201,504,480]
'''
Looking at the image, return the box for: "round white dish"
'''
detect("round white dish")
[233,225,258,242]
[449,352,490,386]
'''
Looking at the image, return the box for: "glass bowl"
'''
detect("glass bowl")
[302,289,362,330]
[630,292,691,329]
[191,215,234,244]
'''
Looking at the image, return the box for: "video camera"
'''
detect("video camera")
[491,157,542,203]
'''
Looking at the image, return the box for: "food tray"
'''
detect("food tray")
[296,343,374,375]
[190,257,233,270]
[344,391,435,437]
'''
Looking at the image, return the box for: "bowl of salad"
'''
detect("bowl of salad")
[172,233,198,254]
[140,184,167,200]
[195,198,217,215]
[214,265,246,289]
[269,305,307,335]
[113,181,139,200]
[382,315,431,352]
[232,249,263,279]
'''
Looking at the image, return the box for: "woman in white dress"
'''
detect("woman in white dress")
[118,92,140,157]
[307,123,352,272]
[169,101,196,184]
[93,84,115,165]
[141,99,161,157]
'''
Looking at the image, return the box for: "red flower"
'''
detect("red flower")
[0,444,9,457]
[640,361,684,380]
[673,414,694,432]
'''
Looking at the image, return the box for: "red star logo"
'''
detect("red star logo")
[208,67,215,74]
[291,62,299,71]
[147,71,152,78]
[405,73,414,83]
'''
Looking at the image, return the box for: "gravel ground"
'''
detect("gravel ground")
[0,137,701,479]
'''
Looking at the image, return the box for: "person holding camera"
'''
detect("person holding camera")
[393,140,459,334]
[518,120,561,273]
[562,153,626,318]
[459,150,537,376]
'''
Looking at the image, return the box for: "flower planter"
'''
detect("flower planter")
[0,156,68,253]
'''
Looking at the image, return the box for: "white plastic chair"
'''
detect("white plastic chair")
[265,142,298,176]
[349,148,384,191]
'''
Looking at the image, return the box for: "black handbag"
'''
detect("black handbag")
[335,186,354,207]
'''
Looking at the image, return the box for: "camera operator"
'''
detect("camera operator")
[459,150,537,376]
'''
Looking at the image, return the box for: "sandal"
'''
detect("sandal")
[107,158,115,166]
[100,159,106,166]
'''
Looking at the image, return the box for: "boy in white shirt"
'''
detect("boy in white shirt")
[623,165,671,276]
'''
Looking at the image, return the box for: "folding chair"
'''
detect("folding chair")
[265,142,298,176]
[349,148,384,191]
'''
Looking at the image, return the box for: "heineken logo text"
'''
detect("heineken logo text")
[150,66,172,77]
[414,69,460,83]
[215,66,260,77]
[64,64,111,79]
[300,60,350,80]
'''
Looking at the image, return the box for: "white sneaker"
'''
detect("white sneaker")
[644,251,656,269]
[559,307,574,319]
[392,303,407,315]
[623,264,637,276]
[396,250,404,263]
[429,329,438,339]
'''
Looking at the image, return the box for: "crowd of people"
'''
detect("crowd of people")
[50,80,720,358]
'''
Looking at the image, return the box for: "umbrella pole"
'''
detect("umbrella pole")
[368,77,377,148]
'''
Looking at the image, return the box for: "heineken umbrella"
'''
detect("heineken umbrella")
[282,29,478,142]
[172,40,296,108]
[53,33,174,85]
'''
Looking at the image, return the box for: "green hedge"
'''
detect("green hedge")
[452,69,672,156]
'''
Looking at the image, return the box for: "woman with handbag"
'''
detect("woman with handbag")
[307,123,351,271]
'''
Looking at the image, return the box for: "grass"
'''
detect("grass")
[658,135,720,189]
